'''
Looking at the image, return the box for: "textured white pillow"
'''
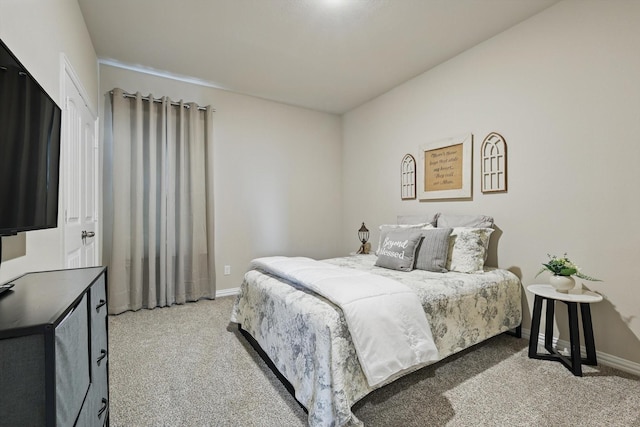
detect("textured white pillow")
[446,227,494,274]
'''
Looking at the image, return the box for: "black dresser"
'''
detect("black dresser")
[0,267,109,426]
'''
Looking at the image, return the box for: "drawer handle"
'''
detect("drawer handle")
[98,398,108,418]
[96,299,107,312]
[97,349,107,366]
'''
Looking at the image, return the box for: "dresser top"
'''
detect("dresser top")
[0,267,106,338]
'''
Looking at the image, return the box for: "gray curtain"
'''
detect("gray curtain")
[103,88,215,314]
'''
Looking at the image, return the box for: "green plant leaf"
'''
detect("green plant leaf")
[574,271,602,281]
[534,267,548,278]
[560,267,577,276]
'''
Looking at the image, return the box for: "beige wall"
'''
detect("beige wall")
[2,0,636,367]
[0,0,98,282]
[342,0,640,365]
[99,64,344,292]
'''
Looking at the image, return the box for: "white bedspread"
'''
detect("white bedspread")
[249,256,439,387]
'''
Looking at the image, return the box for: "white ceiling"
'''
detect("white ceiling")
[78,0,559,114]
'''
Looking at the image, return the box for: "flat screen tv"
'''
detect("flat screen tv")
[0,39,61,237]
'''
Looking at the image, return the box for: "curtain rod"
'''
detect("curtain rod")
[111,90,213,112]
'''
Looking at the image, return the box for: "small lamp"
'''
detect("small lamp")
[357,222,370,254]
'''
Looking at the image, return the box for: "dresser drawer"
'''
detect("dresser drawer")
[76,365,109,427]
[90,274,107,320]
[90,276,108,369]
[55,294,90,427]
[94,363,109,426]
[89,273,109,427]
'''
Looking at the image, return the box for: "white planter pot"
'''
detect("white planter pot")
[549,275,575,293]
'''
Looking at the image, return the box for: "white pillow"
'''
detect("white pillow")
[446,227,494,274]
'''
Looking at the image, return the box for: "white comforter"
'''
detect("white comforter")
[249,256,439,387]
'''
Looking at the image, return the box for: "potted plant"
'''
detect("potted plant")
[536,253,601,292]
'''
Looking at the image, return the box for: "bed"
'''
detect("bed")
[230,214,522,427]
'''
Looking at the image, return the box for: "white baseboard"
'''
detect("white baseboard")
[216,287,240,298]
[521,327,640,377]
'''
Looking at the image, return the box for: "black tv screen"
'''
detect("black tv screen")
[0,39,61,236]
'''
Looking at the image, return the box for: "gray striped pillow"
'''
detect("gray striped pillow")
[414,228,453,272]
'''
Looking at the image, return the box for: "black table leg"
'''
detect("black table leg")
[567,302,582,376]
[529,295,543,358]
[544,298,555,353]
[580,303,598,366]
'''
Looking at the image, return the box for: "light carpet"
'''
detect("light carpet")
[108,297,640,427]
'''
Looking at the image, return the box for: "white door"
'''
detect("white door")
[62,71,99,268]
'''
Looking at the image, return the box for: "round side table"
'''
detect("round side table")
[527,284,603,376]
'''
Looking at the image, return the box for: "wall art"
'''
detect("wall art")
[481,132,507,193]
[401,154,416,200]
[418,133,473,200]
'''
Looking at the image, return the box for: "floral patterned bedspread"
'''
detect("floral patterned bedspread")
[230,255,522,427]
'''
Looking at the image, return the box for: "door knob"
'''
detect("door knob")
[81,230,95,239]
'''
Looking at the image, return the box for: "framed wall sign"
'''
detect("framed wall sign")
[418,133,473,200]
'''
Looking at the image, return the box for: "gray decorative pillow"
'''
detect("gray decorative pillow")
[414,228,453,272]
[436,214,494,228]
[375,223,428,255]
[375,229,424,271]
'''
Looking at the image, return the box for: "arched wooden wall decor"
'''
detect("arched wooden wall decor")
[481,132,507,193]
[401,154,416,200]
